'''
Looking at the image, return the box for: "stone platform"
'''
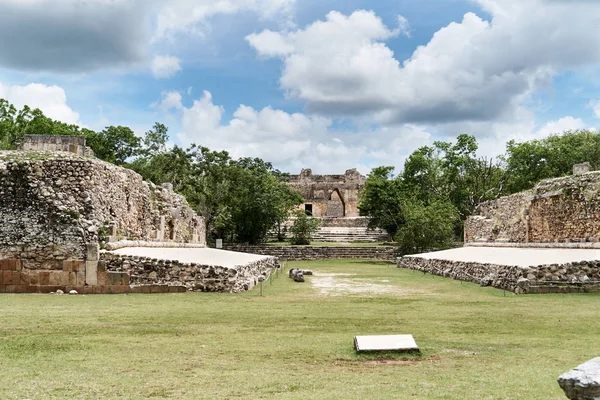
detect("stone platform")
[398,246,600,294]
[102,247,278,293]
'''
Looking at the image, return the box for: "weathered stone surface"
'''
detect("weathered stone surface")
[286,168,364,217]
[289,268,304,282]
[0,151,206,267]
[0,149,207,294]
[558,357,600,400]
[101,252,278,293]
[398,253,600,294]
[465,170,600,245]
[223,245,397,261]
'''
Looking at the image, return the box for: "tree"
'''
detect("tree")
[227,157,302,244]
[403,134,506,220]
[358,166,404,238]
[85,126,141,165]
[289,211,321,245]
[395,199,458,255]
[504,129,600,193]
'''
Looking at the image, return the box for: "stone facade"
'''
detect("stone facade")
[465,169,600,244]
[19,135,94,157]
[101,252,278,293]
[0,150,206,294]
[287,168,365,218]
[398,256,600,294]
[222,244,398,261]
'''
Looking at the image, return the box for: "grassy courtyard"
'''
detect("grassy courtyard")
[0,259,598,399]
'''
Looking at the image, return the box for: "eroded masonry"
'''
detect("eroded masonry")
[398,163,600,294]
[0,135,276,294]
[284,168,388,242]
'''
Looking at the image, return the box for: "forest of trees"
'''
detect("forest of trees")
[2,98,598,249]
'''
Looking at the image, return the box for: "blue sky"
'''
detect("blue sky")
[1,0,599,174]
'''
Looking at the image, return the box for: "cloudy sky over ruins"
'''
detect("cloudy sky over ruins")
[0,0,599,173]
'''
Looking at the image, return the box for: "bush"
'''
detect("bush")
[289,212,321,245]
[395,199,457,255]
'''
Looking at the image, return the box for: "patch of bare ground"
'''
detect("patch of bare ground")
[311,272,424,296]
[335,355,441,366]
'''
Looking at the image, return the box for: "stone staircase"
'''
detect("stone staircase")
[311,226,389,242]
[271,217,389,243]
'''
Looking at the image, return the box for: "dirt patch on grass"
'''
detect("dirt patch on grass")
[311,273,422,296]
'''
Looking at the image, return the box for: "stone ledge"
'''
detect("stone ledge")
[222,245,398,261]
[104,240,207,251]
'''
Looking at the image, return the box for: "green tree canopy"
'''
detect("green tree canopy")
[504,129,600,193]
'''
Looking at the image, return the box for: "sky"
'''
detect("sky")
[1,0,600,174]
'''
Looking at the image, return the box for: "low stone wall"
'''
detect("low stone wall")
[101,252,279,293]
[222,245,397,261]
[398,256,600,294]
[104,240,207,251]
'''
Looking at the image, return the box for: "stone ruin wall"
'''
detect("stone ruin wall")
[19,135,94,157]
[101,252,278,293]
[464,191,533,243]
[465,169,600,244]
[0,150,206,293]
[398,256,600,294]
[223,244,397,261]
[287,168,365,218]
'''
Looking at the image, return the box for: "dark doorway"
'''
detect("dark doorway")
[305,204,313,216]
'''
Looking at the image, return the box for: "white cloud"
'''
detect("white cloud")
[151,55,182,78]
[170,90,429,173]
[0,82,79,124]
[151,91,184,112]
[397,15,411,37]
[536,116,586,137]
[589,99,600,118]
[154,0,296,39]
[247,2,600,126]
[0,0,298,72]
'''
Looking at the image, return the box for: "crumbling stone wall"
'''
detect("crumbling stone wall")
[0,150,206,293]
[19,135,94,157]
[287,168,365,217]
[464,191,533,243]
[465,170,600,244]
[101,252,278,293]
[398,256,600,294]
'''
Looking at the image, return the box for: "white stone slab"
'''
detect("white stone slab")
[408,246,600,268]
[354,334,419,352]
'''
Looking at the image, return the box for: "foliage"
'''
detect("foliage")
[85,126,141,165]
[504,129,600,193]
[403,134,507,221]
[395,198,458,255]
[131,141,302,245]
[289,211,321,245]
[358,166,404,238]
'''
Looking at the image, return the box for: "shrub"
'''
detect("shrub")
[289,211,321,245]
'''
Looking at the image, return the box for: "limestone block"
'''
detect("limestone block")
[86,243,99,262]
[558,357,600,400]
[86,261,98,286]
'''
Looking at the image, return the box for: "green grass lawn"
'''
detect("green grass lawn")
[0,259,597,399]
